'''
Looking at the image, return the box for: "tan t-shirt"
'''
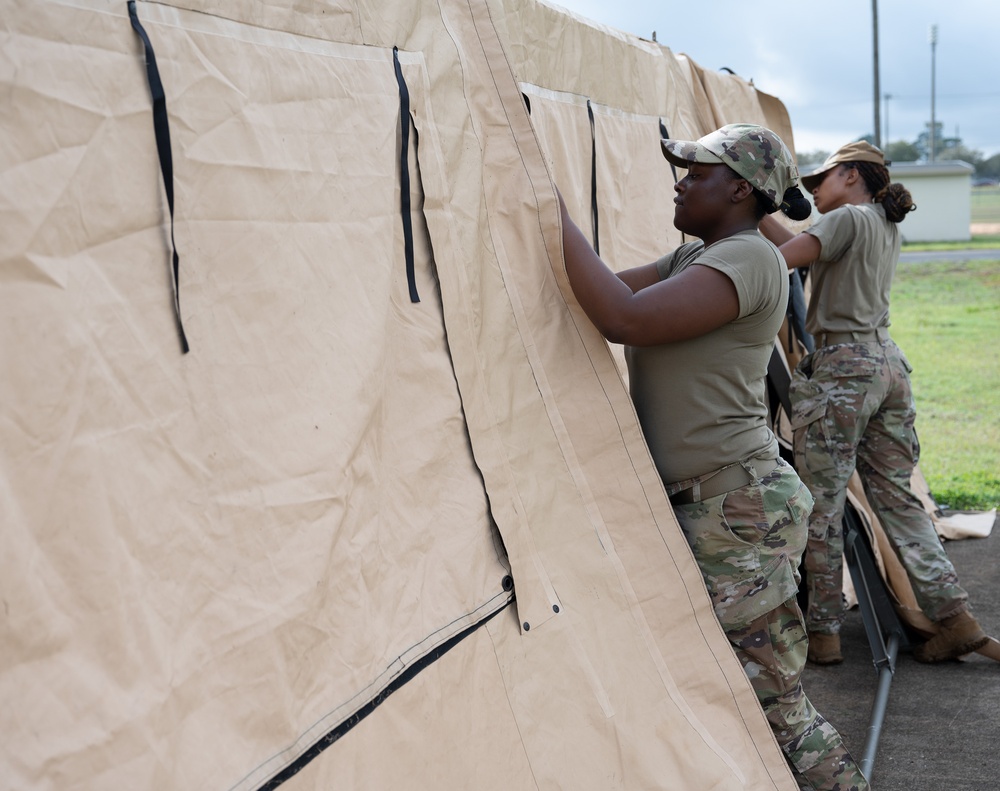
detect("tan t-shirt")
[803,202,899,335]
[625,230,787,484]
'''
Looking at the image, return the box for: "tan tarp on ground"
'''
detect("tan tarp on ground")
[1,1,804,789]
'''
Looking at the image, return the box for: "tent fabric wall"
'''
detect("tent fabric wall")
[2,1,805,789]
[3,2,515,786]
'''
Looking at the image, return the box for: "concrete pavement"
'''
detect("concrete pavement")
[899,248,1000,263]
[801,512,1000,791]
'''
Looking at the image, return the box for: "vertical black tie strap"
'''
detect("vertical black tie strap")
[127,0,189,354]
[392,47,420,304]
[587,99,599,255]
[788,268,815,353]
[766,344,793,419]
[659,119,679,184]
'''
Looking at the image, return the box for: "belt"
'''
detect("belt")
[669,457,781,505]
[816,327,890,347]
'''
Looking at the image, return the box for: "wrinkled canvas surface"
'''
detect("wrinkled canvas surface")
[1,1,803,788]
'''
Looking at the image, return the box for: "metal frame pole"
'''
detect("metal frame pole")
[842,505,912,783]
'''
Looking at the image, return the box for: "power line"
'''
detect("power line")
[794,91,1000,112]
[881,91,1000,101]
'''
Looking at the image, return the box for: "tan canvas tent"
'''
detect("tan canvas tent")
[2,1,826,788]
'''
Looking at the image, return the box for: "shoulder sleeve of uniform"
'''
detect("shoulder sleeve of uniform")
[805,206,857,263]
[654,240,702,280]
[695,234,781,319]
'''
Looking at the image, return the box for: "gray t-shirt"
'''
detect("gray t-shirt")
[625,230,787,484]
[804,202,899,335]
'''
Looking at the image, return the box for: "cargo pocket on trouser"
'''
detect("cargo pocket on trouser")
[760,468,812,567]
[784,483,813,528]
[893,341,914,374]
[788,376,835,477]
[677,478,805,631]
[712,552,801,633]
[886,341,921,466]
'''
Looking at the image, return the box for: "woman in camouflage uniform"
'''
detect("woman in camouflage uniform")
[559,124,868,791]
[761,141,989,665]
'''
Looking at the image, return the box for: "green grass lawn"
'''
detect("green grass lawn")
[902,234,1000,251]
[889,258,1000,510]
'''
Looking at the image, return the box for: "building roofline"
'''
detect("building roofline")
[889,160,975,176]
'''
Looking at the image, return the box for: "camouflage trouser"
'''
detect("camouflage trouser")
[672,460,868,791]
[790,338,967,634]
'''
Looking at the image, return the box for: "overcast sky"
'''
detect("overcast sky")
[545,0,1000,159]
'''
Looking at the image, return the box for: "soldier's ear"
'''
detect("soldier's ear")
[733,178,754,203]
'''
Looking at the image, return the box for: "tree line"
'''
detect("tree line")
[798,122,1000,184]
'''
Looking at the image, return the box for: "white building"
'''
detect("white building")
[800,160,975,243]
[888,161,975,243]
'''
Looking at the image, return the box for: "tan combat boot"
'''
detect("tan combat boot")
[807,632,843,665]
[913,610,989,663]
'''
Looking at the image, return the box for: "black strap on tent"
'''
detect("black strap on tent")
[658,119,679,184]
[780,275,794,354]
[659,119,688,244]
[127,0,190,354]
[393,47,420,304]
[587,99,599,255]
[766,344,793,420]
[256,595,512,790]
[788,267,815,353]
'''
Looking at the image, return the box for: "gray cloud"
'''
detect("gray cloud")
[550,0,999,158]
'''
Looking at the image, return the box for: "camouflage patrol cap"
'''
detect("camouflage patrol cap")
[800,140,887,192]
[661,123,798,212]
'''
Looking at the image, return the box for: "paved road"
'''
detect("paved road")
[803,514,1000,791]
[899,248,1000,263]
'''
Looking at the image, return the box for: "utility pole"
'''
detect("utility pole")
[872,0,881,148]
[929,24,938,161]
[884,93,892,145]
